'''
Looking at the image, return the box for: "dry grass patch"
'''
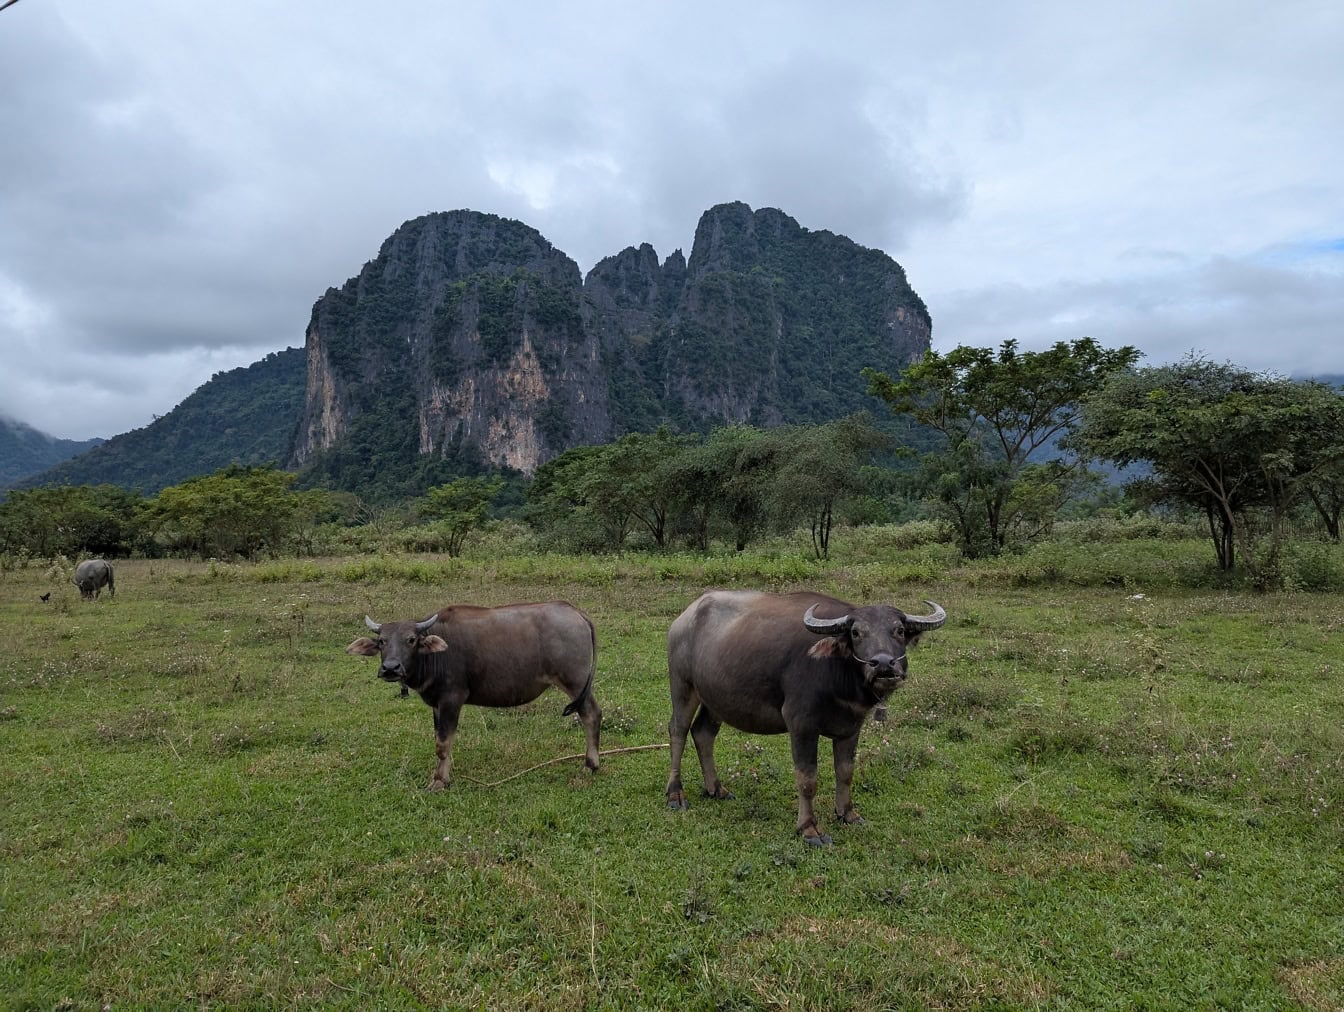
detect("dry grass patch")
[1278,959,1344,1011]
[723,916,1053,1009]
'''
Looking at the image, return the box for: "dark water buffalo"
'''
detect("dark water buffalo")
[666,590,946,845]
[346,602,602,790]
[73,559,115,600]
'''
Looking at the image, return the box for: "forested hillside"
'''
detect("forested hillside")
[18,349,305,495]
[0,418,102,489]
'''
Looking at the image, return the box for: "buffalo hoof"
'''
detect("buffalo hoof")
[667,791,690,811]
[838,811,866,826]
[426,779,448,793]
[704,785,734,801]
[802,831,834,848]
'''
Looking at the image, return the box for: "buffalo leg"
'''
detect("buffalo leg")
[429,704,461,791]
[575,692,602,771]
[690,708,732,800]
[832,731,865,825]
[665,687,701,810]
[790,732,831,846]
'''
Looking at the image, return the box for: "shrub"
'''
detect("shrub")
[1280,541,1344,592]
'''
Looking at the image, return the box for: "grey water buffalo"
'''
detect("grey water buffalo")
[73,559,115,600]
[666,590,946,846]
[346,601,602,790]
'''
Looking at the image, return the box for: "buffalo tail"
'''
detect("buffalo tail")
[562,616,598,717]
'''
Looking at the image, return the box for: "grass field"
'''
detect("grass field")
[2,547,1342,1009]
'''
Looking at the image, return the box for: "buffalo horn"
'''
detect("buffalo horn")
[904,601,947,632]
[803,604,853,635]
[364,615,381,633]
[415,614,439,633]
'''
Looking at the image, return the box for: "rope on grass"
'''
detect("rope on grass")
[458,743,670,788]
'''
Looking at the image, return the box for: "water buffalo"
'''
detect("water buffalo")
[666,590,946,845]
[73,559,115,600]
[346,601,602,790]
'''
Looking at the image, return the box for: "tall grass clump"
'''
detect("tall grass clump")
[963,538,1218,590]
[1052,513,1204,543]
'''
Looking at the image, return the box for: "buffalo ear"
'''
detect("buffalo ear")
[419,634,449,653]
[346,637,380,656]
[808,637,852,660]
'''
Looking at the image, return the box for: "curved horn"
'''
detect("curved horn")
[364,615,381,633]
[803,604,853,635]
[903,600,946,633]
[415,614,439,633]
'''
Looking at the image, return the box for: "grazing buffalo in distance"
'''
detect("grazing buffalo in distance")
[346,602,602,790]
[666,590,946,846]
[73,559,115,600]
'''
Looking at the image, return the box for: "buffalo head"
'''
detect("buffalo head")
[803,599,946,687]
[346,614,447,684]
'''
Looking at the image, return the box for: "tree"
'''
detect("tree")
[865,338,1139,557]
[1076,356,1344,583]
[0,484,143,558]
[523,431,692,552]
[1304,461,1344,542]
[417,476,504,557]
[583,429,692,549]
[524,446,620,552]
[769,417,888,559]
[662,426,781,551]
[143,466,306,559]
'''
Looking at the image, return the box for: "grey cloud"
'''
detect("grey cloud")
[935,253,1344,376]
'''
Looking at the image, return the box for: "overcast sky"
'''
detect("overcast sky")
[3,1,1341,440]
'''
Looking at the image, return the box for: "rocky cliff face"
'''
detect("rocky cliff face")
[294,203,931,477]
[293,211,609,475]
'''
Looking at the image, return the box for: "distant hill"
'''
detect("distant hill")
[1307,373,1344,389]
[18,349,305,494]
[0,418,103,489]
[27,203,933,500]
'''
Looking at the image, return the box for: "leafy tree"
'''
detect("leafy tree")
[769,416,889,559]
[523,431,692,551]
[583,430,692,549]
[661,426,781,551]
[1304,461,1344,542]
[523,446,625,552]
[1076,356,1344,584]
[143,466,309,559]
[417,476,504,557]
[864,338,1139,557]
[0,484,143,558]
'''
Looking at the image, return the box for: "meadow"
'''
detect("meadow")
[2,533,1342,1009]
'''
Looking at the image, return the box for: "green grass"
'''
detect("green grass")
[2,550,1343,1009]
